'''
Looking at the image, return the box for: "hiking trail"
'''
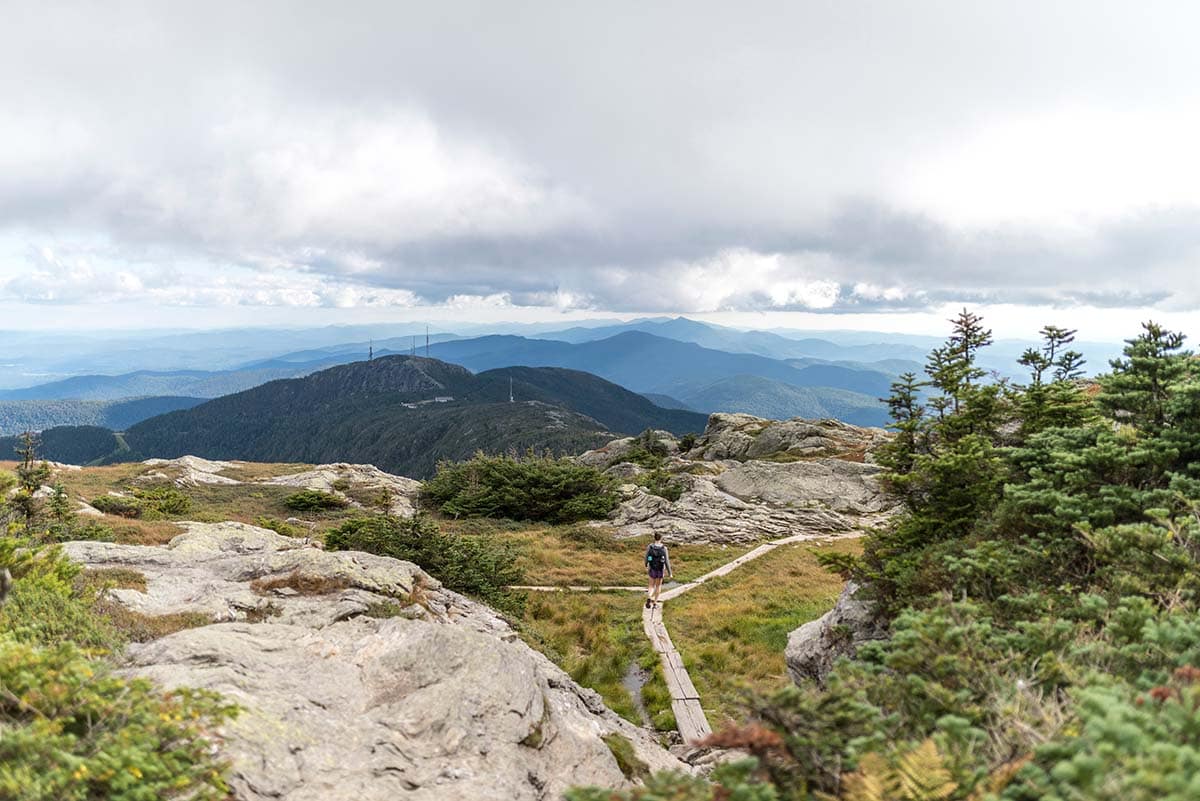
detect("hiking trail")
[518,531,859,744]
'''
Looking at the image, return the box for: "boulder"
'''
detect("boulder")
[64,522,685,800]
[784,581,887,685]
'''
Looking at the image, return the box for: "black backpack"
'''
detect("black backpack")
[646,543,667,570]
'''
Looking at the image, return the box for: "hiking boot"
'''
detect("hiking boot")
[645,598,651,609]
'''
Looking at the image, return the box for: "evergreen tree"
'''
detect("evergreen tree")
[1098,321,1194,431]
[11,432,50,533]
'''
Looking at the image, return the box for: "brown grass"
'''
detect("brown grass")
[75,567,148,594]
[493,523,757,587]
[250,570,350,596]
[664,537,862,727]
[92,599,211,643]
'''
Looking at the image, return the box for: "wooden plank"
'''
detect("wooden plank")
[662,657,700,700]
[671,698,712,743]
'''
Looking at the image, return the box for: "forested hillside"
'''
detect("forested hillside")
[110,357,706,477]
[578,314,1200,800]
[0,396,204,436]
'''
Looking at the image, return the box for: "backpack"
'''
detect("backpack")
[646,543,667,570]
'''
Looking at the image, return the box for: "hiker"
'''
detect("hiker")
[645,533,673,608]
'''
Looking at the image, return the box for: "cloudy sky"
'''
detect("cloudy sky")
[3,1,1200,339]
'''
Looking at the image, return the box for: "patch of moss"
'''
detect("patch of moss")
[601,733,650,781]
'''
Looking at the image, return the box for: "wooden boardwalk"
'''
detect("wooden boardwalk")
[642,602,711,742]
[516,530,863,744]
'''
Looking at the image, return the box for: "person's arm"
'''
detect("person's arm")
[665,547,673,578]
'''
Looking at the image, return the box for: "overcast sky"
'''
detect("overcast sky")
[3,1,1200,340]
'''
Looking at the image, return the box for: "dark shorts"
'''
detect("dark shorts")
[648,567,665,580]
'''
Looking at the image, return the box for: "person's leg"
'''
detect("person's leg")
[646,574,655,607]
[651,576,663,604]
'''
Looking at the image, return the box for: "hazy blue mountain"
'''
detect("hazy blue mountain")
[0,396,206,437]
[670,375,888,427]
[103,356,705,478]
[428,331,898,401]
[0,362,349,401]
[537,316,928,364]
[640,393,696,411]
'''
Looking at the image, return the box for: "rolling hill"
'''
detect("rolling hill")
[82,356,710,478]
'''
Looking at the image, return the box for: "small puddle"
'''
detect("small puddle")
[622,660,653,728]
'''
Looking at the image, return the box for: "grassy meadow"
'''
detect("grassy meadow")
[664,537,861,727]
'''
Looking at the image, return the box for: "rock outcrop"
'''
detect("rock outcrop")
[583,413,897,544]
[132,458,423,518]
[784,581,887,685]
[65,523,685,800]
[685,414,889,463]
[264,463,423,518]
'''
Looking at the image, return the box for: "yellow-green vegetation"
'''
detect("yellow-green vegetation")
[665,538,861,727]
[1,445,235,800]
[42,460,367,543]
[495,521,756,586]
[519,590,674,731]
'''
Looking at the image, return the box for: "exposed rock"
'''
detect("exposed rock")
[600,414,897,544]
[76,500,106,517]
[64,522,684,800]
[784,581,887,685]
[714,459,894,514]
[264,463,422,518]
[685,413,889,463]
[141,456,244,486]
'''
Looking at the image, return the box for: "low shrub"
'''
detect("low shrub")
[130,483,192,517]
[325,514,525,615]
[0,636,236,801]
[283,489,349,512]
[254,516,309,538]
[636,468,684,502]
[423,452,617,524]
[89,495,143,518]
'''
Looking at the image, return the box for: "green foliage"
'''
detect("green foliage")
[130,484,192,517]
[254,516,308,538]
[636,468,684,501]
[423,451,617,524]
[624,429,671,469]
[89,495,143,518]
[582,316,1200,800]
[283,489,349,512]
[324,514,526,615]
[0,636,236,801]
[567,759,778,801]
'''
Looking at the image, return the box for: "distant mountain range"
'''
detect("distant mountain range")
[5,325,897,428]
[538,316,929,365]
[425,331,894,418]
[0,364,346,402]
[22,357,708,476]
[669,375,889,426]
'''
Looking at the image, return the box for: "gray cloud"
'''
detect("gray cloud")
[3,1,1200,318]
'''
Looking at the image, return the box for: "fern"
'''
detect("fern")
[837,740,957,801]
